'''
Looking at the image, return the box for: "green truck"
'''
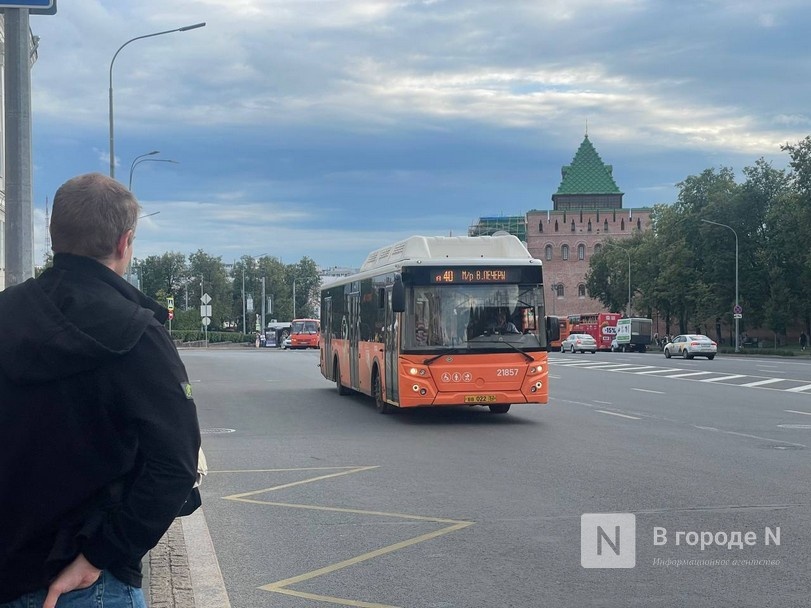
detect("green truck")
[613,317,653,352]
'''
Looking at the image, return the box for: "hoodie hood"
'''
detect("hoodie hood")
[0,254,167,384]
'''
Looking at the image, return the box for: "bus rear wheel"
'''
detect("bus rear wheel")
[335,360,350,396]
[489,404,510,414]
[373,371,393,414]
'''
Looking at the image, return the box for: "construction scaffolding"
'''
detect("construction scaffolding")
[468,216,527,242]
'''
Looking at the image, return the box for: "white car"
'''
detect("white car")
[282,336,292,349]
[663,334,717,360]
[561,333,598,354]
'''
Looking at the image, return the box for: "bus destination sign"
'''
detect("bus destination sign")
[431,267,517,284]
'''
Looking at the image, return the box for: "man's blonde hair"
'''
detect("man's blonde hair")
[50,173,141,261]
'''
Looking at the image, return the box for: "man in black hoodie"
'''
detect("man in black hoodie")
[0,173,201,608]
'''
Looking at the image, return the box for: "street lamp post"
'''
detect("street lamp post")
[702,219,740,353]
[550,284,557,315]
[128,150,159,187]
[129,158,180,190]
[604,242,631,317]
[108,22,206,179]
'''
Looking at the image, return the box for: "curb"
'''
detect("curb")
[147,508,230,608]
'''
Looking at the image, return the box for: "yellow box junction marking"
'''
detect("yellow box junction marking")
[215,466,474,607]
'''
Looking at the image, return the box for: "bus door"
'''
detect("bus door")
[384,287,398,403]
[323,297,333,371]
[348,290,360,389]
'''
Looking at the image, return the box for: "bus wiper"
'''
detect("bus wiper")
[500,339,534,362]
[423,348,462,365]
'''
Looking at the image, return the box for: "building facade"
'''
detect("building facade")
[527,135,651,317]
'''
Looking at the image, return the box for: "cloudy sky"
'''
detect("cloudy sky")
[24,0,811,269]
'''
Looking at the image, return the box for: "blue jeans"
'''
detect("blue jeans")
[0,571,145,608]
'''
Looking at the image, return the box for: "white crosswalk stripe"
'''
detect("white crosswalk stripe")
[550,358,811,394]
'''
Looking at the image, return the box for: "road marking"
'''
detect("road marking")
[665,371,713,379]
[221,466,473,608]
[785,384,811,393]
[739,378,785,388]
[693,425,806,448]
[595,410,641,420]
[785,409,811,416]
[631,388,665,394]
[635,368,682,375]
[606,365,658,372]
[700,374,747,383]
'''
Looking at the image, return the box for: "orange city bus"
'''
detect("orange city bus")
[289,318,320,349]
[320,235,560,414]
[567,312,620,351]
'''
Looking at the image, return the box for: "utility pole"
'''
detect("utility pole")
[261,277,266,333]
[4,8,34,286]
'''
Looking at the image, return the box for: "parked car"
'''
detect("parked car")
[663,334,717,360]
[282,336,293,349]
[561,333,598,354]
[610,337,620,352]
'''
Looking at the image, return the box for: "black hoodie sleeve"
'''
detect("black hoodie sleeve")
[80,322,201,568]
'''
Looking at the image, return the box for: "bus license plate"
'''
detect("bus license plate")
[464,395,496,403]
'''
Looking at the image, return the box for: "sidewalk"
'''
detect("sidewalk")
[146,508,231,608]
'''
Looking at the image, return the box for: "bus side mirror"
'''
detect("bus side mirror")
[392,274,405,313]
[546,315,560,344]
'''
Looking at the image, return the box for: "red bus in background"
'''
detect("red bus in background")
[550,317,571,352]
[289,318,320,349]
[567,312,620,351]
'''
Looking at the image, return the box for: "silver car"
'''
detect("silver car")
[663,334,717,360]
[562,333,598,354]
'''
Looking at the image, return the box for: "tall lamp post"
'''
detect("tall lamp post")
[108,22,206,178]
[604,242,631,317]
[128,150,159,186]
[702,219,740,352]
[550,283,557,315]
[129,158,180,190]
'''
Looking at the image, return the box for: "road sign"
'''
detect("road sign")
[201,317,211,326]
[733,313,742,319]
[167,297,174,312]
[201,293,211,304]
[168,311,174,320]
[200,304,212,317]
[0,0,57,14]
[733,304,742,314]
[0,0,52,7]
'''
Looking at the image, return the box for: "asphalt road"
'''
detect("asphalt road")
[183,347,811,608]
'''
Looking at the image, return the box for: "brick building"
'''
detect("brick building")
[527,135,651,316]
[471,135,652,317]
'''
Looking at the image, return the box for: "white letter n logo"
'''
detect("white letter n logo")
[581,513,636,568]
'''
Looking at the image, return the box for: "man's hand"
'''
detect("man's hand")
[42,553,101,608]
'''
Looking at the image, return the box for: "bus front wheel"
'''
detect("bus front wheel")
[489,404,511,414]
[373,371,393,414]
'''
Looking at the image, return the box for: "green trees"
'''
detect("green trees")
[586,138,811,343]
[131,251,322,332]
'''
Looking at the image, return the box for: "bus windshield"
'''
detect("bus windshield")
[404,283,546,351]
[291,319,319,334]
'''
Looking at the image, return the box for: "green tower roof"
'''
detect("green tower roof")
[555,135,622,195]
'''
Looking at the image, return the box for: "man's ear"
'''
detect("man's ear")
[116,229,134,259]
